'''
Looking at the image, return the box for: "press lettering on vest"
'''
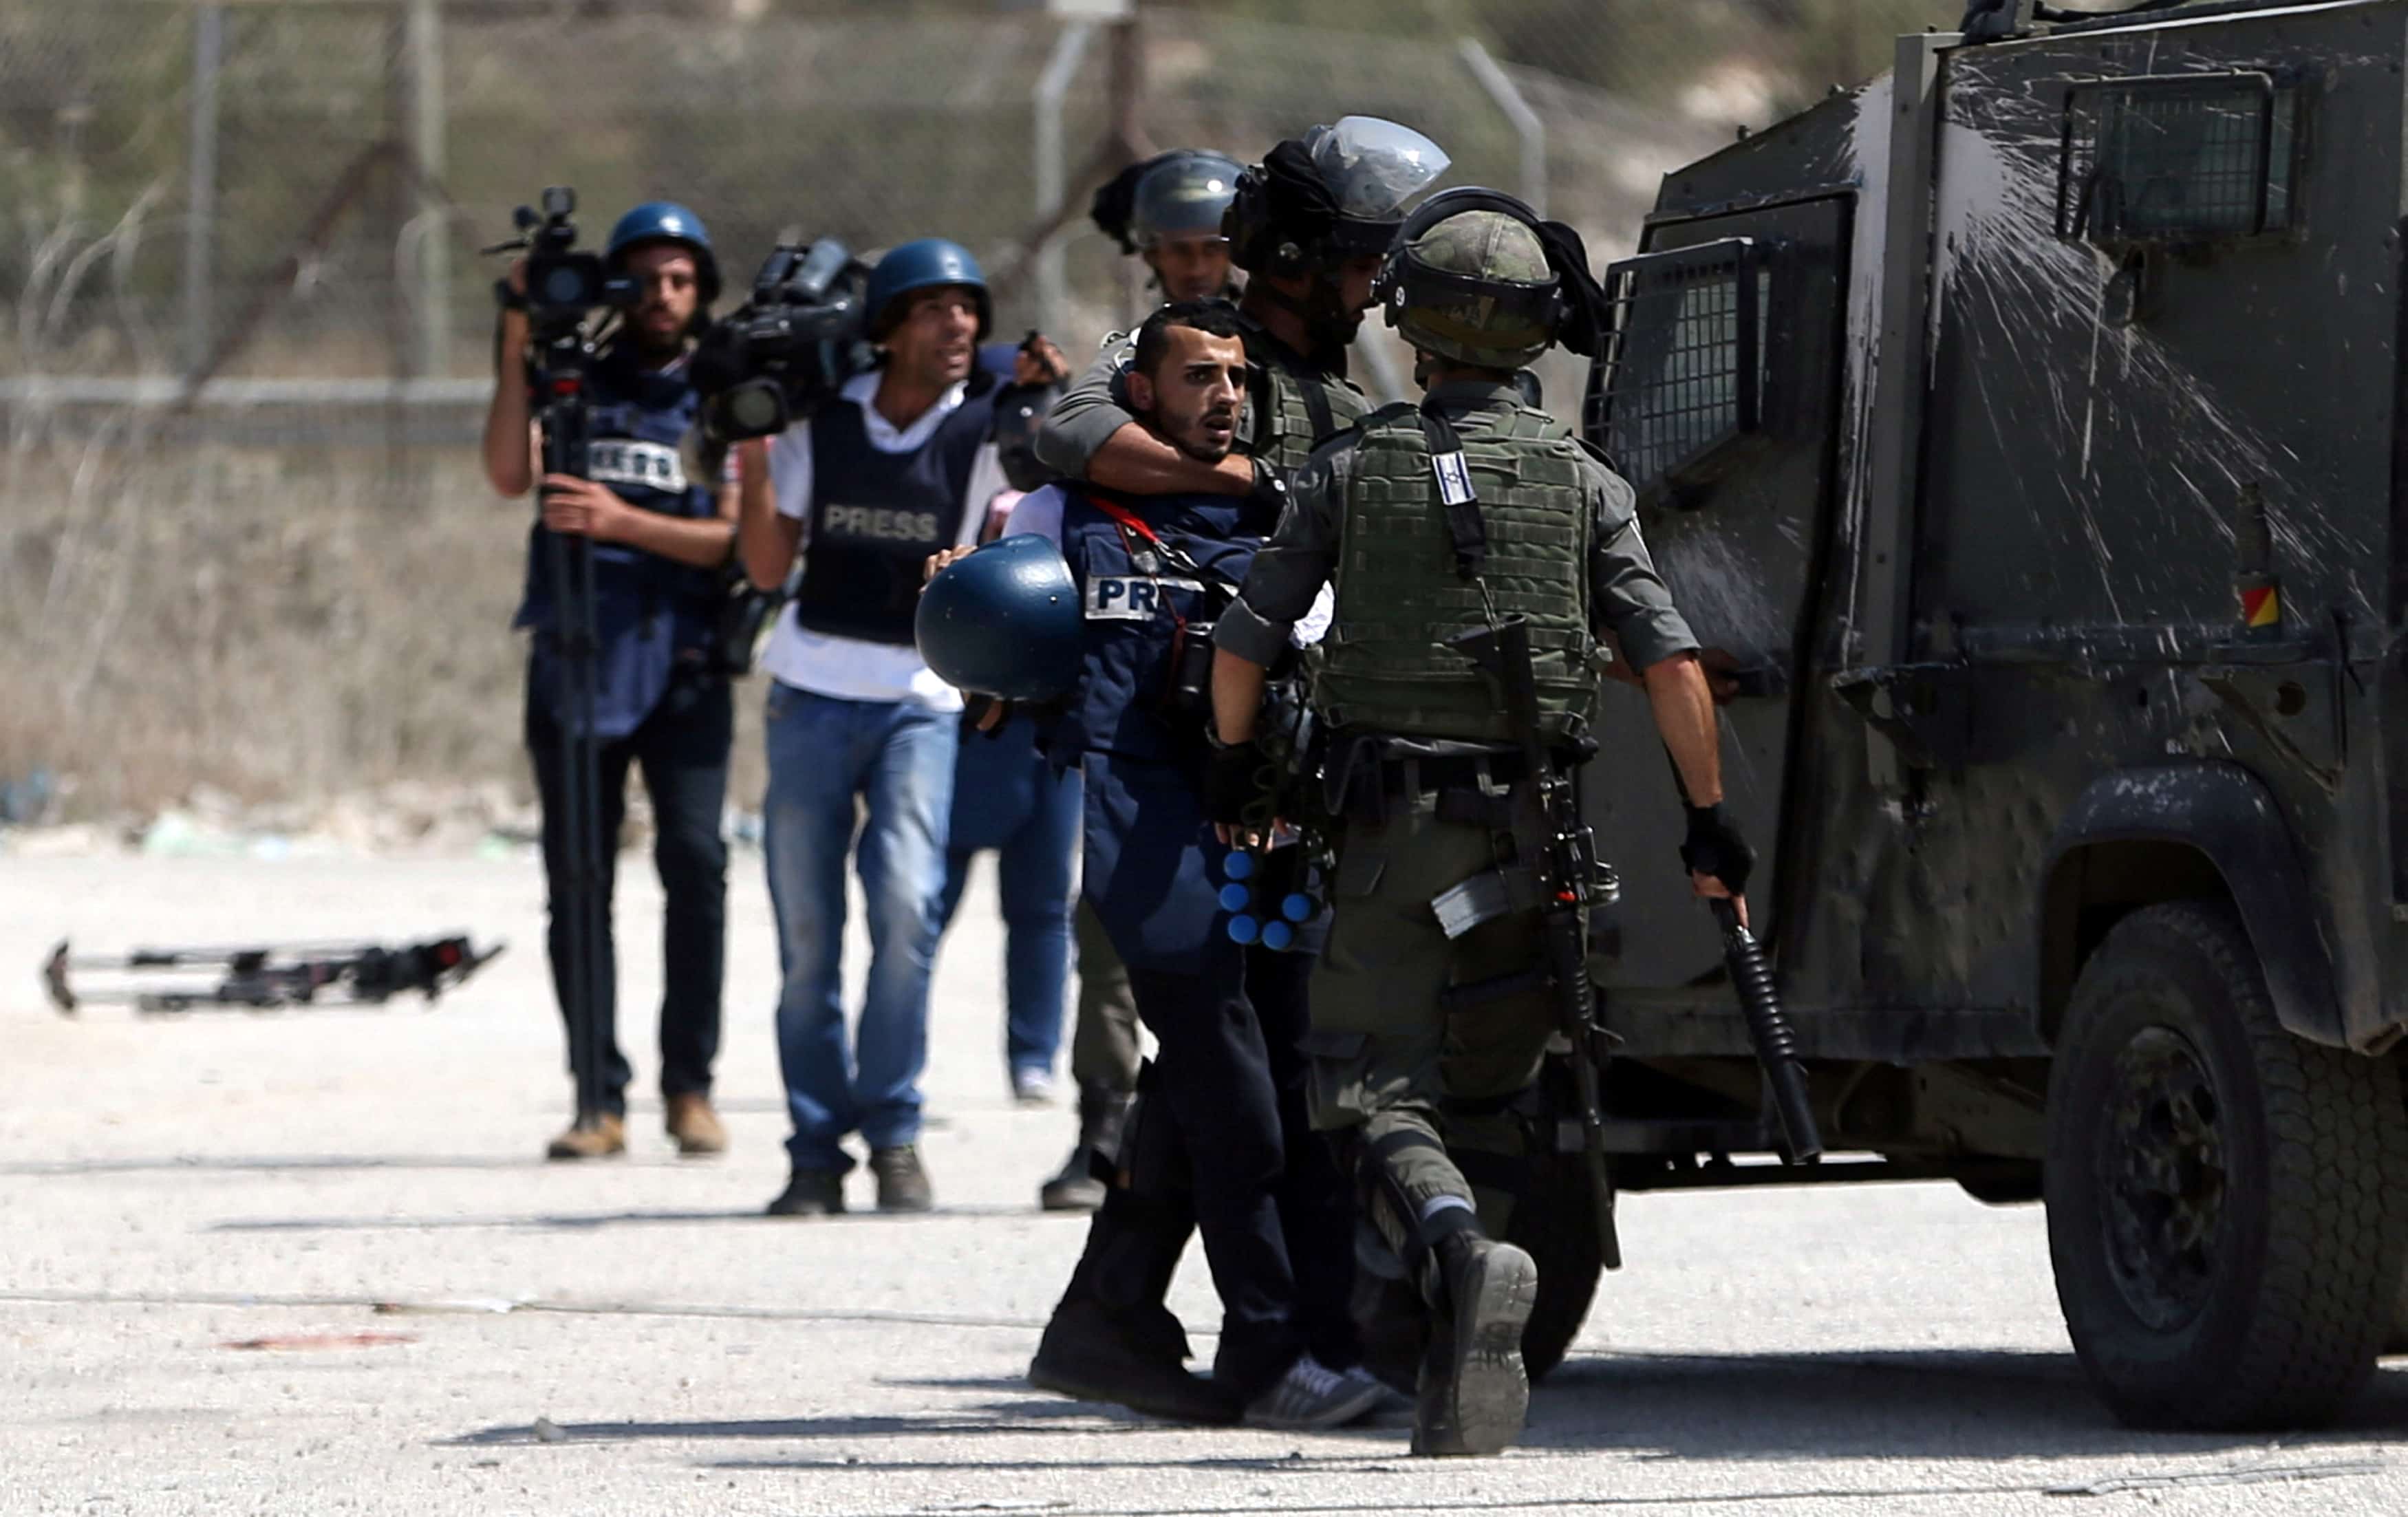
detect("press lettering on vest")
[585,440,689,493]
[1085,575,1205,621]
[820,506,944,544]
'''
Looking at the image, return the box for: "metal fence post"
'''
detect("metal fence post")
[1458,36,1546,218]
[180,2,224,380]
[407,0,449,380]
[1033,20,1097,339]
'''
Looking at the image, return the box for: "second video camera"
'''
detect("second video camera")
[691,239,875,445]
[515,187,634,335]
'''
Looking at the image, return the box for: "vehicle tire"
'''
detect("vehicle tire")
[2044,901,2408,1430]
[1509,1133,1606,1382]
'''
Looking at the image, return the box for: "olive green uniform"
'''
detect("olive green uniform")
[1214,378,1695,1238]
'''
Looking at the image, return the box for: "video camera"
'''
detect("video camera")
[689,239,876,446]
[499,187,634,337]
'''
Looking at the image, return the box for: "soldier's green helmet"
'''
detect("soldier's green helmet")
[1375,186,1566,369]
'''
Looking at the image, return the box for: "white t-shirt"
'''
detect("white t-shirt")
[760,371,1010,709]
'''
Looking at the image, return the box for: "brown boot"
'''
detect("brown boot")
[545,1112,626,1161]
[664,1093,727,1156]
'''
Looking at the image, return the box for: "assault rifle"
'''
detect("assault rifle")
[1443,614,1623,1266]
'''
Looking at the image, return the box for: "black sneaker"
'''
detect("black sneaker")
[1412,1236,1538,1456]
[764,1168,845,1218]
[1029,1297,1238,1425]
[869,1145,934,1213]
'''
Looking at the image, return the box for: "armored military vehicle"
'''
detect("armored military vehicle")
[1510,0,2408,1432]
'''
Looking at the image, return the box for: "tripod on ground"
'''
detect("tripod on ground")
[491,188,625,1138]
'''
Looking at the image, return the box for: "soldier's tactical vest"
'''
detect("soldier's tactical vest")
[1314,400,1598,744]
[1234,314,1365,474]
[793,378,999,647]
[514,345,723,740]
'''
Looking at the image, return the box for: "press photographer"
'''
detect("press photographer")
[481,196,770,1163]
[737,238,1066,1218]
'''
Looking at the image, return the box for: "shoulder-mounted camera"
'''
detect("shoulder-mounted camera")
[689,239,877,446]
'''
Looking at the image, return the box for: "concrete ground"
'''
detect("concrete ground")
[3,852,2405,1516]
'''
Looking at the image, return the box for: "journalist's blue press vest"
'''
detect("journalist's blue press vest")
[1052,486,1258,770]
[514,346,722,740]
[1051,486,1256,976]
[793,380,999,646]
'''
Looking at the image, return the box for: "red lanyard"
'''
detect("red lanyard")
[1086,490,1198,633]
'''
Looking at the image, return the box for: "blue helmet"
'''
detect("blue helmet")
[607,201,720,305]
[868,238,992,342]
[915,534,1080,701]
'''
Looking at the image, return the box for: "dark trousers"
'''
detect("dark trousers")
[525,664,732,1117]
[1085,932,1359,1397]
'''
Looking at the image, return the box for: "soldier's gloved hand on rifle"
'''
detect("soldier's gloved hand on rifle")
[1680,801,1754,912]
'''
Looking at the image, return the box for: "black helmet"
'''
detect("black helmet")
[915,535,1082,700]
[989,378,1062,494]
[1226,116,1449,278]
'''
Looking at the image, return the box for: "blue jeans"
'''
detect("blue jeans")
[764,682,958,1174]
[934,713,1079,1082]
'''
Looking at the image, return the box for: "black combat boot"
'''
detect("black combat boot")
[1412,1231,1539,1456]
[1039,1084,1130,1212]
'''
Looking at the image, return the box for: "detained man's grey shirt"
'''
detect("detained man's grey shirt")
[1214,379,1698,672]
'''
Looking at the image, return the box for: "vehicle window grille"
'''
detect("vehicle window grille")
[2056,72,2299,245]
[1586,238,1769,499]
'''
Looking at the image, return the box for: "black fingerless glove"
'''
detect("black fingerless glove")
[1203,740,1269,827]
[1679,802,1755,896]
[493,277,527,313]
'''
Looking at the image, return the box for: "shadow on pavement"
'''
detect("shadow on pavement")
[447,1401,1161,1446]
[1524,1346,2408,1459]
[206,1201,1038,1231]
[0,1155,552,1178]
[434,1354,2408,1500]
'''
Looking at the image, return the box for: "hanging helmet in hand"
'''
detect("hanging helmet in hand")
[916,534,1082,700]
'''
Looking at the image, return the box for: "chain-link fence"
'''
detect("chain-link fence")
[0,0,1936,816]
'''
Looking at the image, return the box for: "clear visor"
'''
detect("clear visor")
[1304,116,1451,220]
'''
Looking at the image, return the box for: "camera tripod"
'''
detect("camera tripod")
[494,189,620,1139]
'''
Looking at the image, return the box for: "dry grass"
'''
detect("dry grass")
[0,429,771,820]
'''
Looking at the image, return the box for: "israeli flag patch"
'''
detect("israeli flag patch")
[1431,449,1476,506]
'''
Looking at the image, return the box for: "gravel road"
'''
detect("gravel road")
[4,853,2403,1515]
